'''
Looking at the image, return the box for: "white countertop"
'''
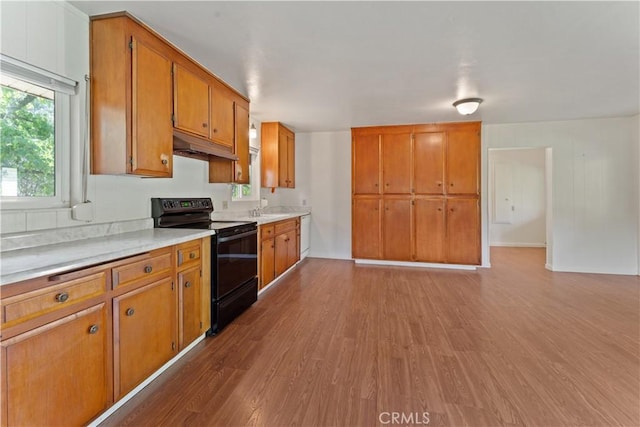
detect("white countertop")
[211,211,310,225]
[0,228,215,286]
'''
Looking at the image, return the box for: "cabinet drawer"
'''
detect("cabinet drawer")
[177,241,201,270]
[274,219,296,235]
[112,251,172,289]
[261,225,275,240]
[2,272,106,326]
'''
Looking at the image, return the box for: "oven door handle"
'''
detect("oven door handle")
[217,229,258,243]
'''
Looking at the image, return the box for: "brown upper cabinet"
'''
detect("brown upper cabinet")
[382,132,412,194]
[91,15,174,177]
[173,63,210,138]
[261,122,295,188]
[210,80,236,148]
[413,131,445,194]
[90,12,250,181]
[352,133,380,194]
[446,126,480,195]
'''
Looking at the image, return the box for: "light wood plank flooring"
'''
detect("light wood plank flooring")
[101,247,639,426]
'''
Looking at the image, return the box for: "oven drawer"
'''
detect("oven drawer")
[177,240,201,270]
[2,272,106,327]
[112,249,172,290]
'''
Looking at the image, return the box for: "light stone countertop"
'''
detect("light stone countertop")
[210,211,310,225]
[0,228,215,286]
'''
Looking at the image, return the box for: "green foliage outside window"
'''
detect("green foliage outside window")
[232,184,252,200]
[0,83,55,197]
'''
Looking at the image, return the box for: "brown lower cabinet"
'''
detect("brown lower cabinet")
[113,277,177,399]
[0,238,209,426]
[353,195,479,264]
[1,303,109,427]
[259,218,300,289]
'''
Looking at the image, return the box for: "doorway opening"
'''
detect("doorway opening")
[488,147,553,268]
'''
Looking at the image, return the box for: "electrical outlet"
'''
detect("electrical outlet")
[222,201,228,210]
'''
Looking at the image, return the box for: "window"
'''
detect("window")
[231,150,260,201]
[0,55,76,209]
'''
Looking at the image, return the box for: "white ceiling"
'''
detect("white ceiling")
[71,1,639,132]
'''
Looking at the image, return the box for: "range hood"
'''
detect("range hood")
[173,129,238,161]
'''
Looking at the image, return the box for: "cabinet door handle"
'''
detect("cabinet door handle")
[437,182,442,187]
[450,183,454,187]
[374,183,378,187]
[213,128,218,133]
[185,281,192,288]
[202,123,208,128]
[161,159,168,165]
[144,265,153,274]
[55,292,69,303]
[88,324,99,334]
[437,208,442,211]
[189,252,196,259]
[126,308,135,317]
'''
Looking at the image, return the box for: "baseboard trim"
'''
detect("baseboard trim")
[354,259,477,271]
[88,334,206,427]
[490,242,547,248]
[545,263,554,271]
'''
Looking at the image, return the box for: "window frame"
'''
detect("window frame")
[231,150,260,202]
[0,55,75,210]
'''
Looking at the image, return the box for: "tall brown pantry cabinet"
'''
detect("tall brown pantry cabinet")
[351,122,481,265]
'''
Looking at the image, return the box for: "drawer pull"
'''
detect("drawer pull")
[126,308,135,317]
[144,266,153,274]
[189,252,196,259]
[55,292,69,303]
[185,281,192,288]
[88,324,99,334]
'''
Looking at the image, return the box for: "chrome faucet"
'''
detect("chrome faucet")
[250,207,261,217]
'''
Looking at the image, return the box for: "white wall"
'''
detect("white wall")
[489,148,546,247]
[484,117,639,275]
[635,114,640,275]
[0,1,260,234]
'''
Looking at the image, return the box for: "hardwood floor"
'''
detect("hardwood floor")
[100,247,640,426]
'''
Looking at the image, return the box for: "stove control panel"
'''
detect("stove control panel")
[151,197,213,216]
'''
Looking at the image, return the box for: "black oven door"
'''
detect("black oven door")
[213,229,258,299]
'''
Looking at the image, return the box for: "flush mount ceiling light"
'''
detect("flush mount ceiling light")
[453,98,483,115]
[249,123,257,139]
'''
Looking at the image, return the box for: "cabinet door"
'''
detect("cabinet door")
[446,127,480,195]
[352,197,381,259]
[414,198,445,262]
[210,83,235,147]
[234,103,250,184]
[382,132,412,194]
[414,132,445,194]
[179,266,202,349]
[352,133,380,194]
[2,304,108,426]
[446,198,480,265]
[114,277,177,399]
[131,37,173,177]
[173,63,209,138]
[277,127,295,188]
[286,132,295,188]
[260,238,275,288]
[382,197,412,261]
[286,230,299,267]
[274,233,291,276]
